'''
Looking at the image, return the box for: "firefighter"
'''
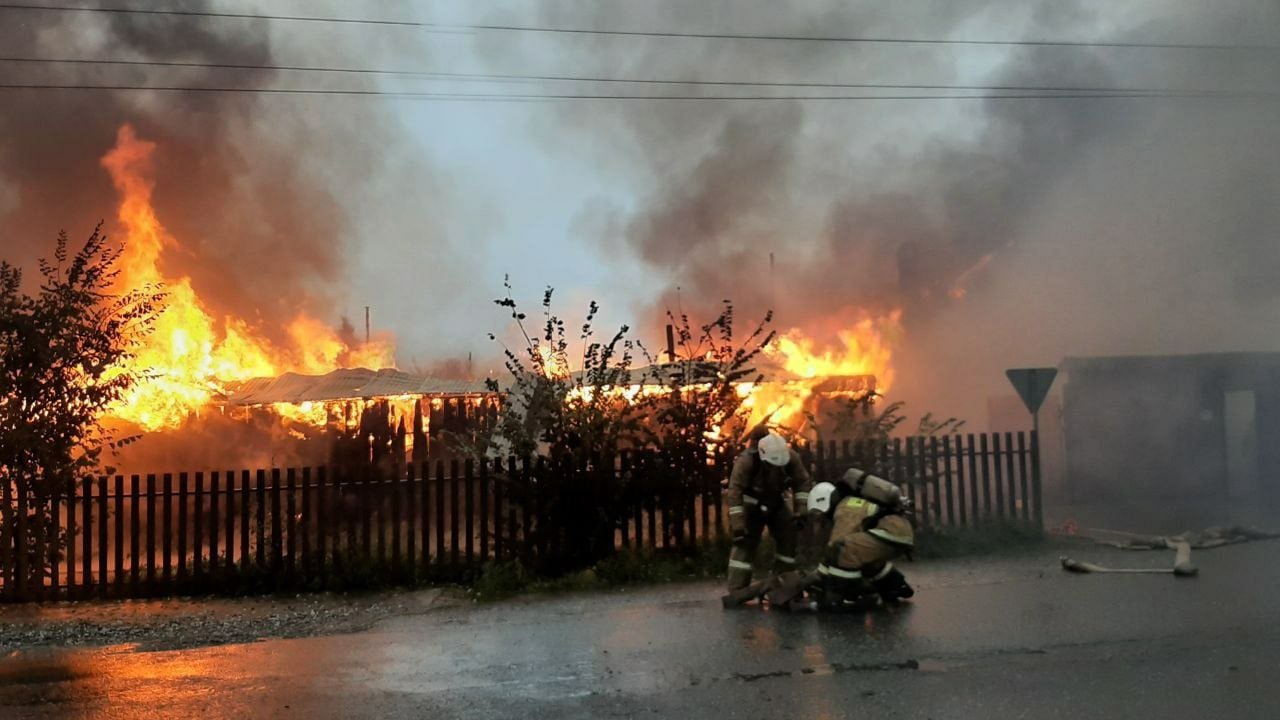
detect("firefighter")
[806,468,915,609]
[725,429,813,592]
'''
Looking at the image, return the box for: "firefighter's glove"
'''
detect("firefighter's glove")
[729,513,748,543]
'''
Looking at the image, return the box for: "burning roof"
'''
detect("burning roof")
[221,368,491,407]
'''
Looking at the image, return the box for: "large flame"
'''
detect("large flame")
[749,309,903,431]
[768,310,901,392]
[100,125,394,431]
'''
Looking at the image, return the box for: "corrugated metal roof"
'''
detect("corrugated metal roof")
[222,368,493,406]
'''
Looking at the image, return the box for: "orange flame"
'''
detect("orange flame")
[566,310,901,443]
[100,125,394,431]
[748,309,903,431]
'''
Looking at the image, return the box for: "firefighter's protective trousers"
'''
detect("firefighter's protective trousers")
[726,500,798,590]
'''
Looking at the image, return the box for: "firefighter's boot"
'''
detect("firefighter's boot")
[870,563,914,602]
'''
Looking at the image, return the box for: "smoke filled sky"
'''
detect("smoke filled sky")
[2,0,1278,420]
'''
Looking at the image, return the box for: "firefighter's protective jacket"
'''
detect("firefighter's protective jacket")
[820,495,915,577]
[726,448,813,531]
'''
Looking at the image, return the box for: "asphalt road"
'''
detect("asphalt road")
[3,542,1279,719]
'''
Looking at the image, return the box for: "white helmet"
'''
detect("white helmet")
[807,481,836,515]
[757,431,790,467]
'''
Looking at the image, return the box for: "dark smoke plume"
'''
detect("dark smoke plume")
[0,2,407,348]
[485,0,1280,417]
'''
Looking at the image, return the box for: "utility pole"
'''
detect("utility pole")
[364,306,370,345]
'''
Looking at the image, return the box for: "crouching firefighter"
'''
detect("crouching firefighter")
[806,468,915,609]
[725,430,813,592]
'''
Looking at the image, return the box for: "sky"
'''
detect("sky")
[2,0,1279,423]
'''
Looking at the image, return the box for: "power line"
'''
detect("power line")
[1,56,1271,98]
[1,2,1274,52]
[0,82,1245,102]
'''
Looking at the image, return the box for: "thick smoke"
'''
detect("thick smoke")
[488,0,1280,420]
[0,2,413,348]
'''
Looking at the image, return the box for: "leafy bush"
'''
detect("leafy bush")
[1,227,163,592]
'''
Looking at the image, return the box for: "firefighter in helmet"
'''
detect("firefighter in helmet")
[806,467,915,608]
[725,428,813,592]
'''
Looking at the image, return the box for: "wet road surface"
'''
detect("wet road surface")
[3,542,1279,718]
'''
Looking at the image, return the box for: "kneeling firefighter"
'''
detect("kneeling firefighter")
[725,429,813,592]
[807,468,915,608]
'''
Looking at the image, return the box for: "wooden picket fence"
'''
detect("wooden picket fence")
[0,432,1040,602]
[812,431,1044,531]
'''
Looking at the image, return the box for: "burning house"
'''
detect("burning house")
[80,125,504,473]
[221,368,497,465]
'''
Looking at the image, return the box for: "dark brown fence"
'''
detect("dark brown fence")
[812,431,1044,531]
[0,432,1040,602]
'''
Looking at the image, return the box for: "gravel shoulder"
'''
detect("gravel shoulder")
[0,587,465,653]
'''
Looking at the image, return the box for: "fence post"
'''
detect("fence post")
[226,470,238,574]
[271,468,284,575]
[83,478,95,598]
[286,468,298,585]
[1003,432,1018,519]
[163,473,174,586]
[146,474,159,595]
[209,472,220,581]
[464,459,475,568]
[479,458,490,563]
[129,475,142,595]
[427,458,437,576]
[255,469,266,571]
[194,472,206,582]
[103,476,114,597]
[317,466,330,587]
[992,435,1006,522]
[33,488,47,602]
[925,436,944,527]
[507,457,521,564]
[492,457,505,560]
[57,479,70,599]
[209,471,222,584]
[978,436,992,521]
[1016,433,1031,524]
[1031,430,1044,528]
[14,480,28,600]
[239,469,251,575]
[952,436,968,528]
[375,465,387,569]
[401,463,415,577]
[114,476,125,597]
[937,436,954,527]
[176,472,188,587]
[435,460,447,576]
[449,460,461,573]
